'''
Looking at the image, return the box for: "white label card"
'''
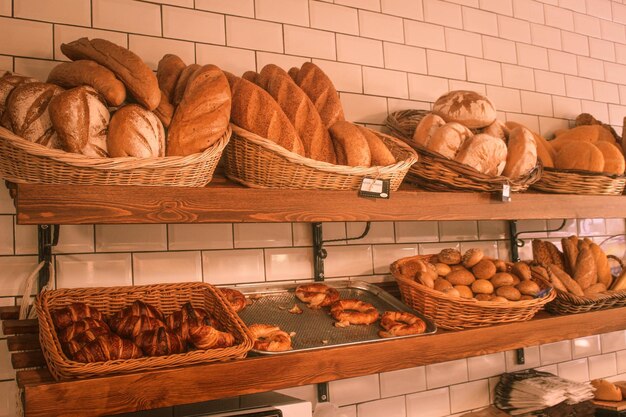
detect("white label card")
[359,177,390,199]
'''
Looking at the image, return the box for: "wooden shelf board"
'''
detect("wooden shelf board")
[19,307,626,417]
[14,180,626,224]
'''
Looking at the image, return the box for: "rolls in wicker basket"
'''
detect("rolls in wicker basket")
[390,255,555,330]
[224,124,418,190]
[385,110,542,192]
[531,167,626,196]
[0,125,231,187]
[36,282,253,380]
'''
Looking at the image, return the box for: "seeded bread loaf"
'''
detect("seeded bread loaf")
[328,120,371,167]
[295,62,345,129]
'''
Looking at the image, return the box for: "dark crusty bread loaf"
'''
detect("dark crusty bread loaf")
[295,62,345,129]
[0,73,37,121]
[357,125,395,166]
[47,60,126,107]
[107,104,164,157]
[48,86,110,157]
[172,64,201,106]
[329,121,371,167]
[156,54,186,103]
[61,38,160,110]
[167,65,231,156]
[154,90,174,128]
[225,72,304,156]
[7,82,64,148]
[258,64,336,163]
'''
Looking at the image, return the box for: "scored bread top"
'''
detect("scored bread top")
[433,90,497,129]
[295,62,345,129]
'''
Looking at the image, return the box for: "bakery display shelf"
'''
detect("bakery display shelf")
[4,305,626,417]
[11,176,626,225]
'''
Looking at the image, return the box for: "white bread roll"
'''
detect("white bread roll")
[107,104,164,157]
[427,122,472,159]
[455,133,507,176]
[502,126,537,179]
[48,86,110,157]
[412,113,445,147]
[7,82,64,148]
[433,90,497,129]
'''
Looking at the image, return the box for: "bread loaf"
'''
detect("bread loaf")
[61,38,160,110]
[47,60,126,107]
[594,141,625,175]
[153,90,174,128]
[427,122,471,159]
[167,65,231,156]
[172,64,201,106]
[226,73,304,156]
[432,90,497,129]
[48,86,110,157]
[412,113,446,147]
[357,126,396,166]
[481,119,509,141]
[295,62,345,129]
[328,121,371,166]
[107,104,165,157]
[550,264,584,296]
[502,126,537,178]
[505,121,555,168]
[589,242,612,288]
[0,73,37,121]
[574,247,597,290]
[258,64,336,163]
[7,82,64,148]
[156,54,186,103]
[562,236,579,275]
[454,133,508,175]
[241,71,259,84]
[555,141,605,172]
[288,67,299,81]
[550,124,616,152]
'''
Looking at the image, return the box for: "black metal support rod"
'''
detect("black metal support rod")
[313,222,325,282]
[508,220,520,262]
[37,224,60,291]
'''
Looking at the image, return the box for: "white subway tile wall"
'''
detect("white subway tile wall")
[2,1,626,415]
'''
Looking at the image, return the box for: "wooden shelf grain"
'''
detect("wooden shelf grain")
[14,180,626,224]
[11,307,626,417]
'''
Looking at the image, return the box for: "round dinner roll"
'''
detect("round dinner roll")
[490,296,509,303]
[516,280,540,296]
[426,122,472,159]
[491,272,516,288]
[454,285,474,299]
[503,127,537,179]
[594,141,625,175]
[475,293,492,301]
[438,248,462,265]
[434,278,453,292]
[554,141,604,172]
[432,90,497,129]
[472,259,497,280]
[462,248,484,268]
[454,133,508,176]
[493,259,508,272]
[496,285,522,301]
[447,268,475,286]
[435,263,452,276]
[442,287,461,298]
[472,279,494,295]
[413,113,446,147]
[329,121,372,167]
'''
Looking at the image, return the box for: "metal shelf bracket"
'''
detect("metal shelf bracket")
[37,224,60,291]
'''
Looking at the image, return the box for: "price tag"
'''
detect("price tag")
[358,177,390,199]
[502,184,511,202]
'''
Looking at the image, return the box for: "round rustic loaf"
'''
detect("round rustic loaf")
[107,104,165,157]
[454,133,507,176]
[481,119,509,141]
[427,122,472,159]
[412,113,445,147]
[432,90,497,129]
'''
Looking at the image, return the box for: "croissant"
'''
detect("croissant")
[51,302,103,329]
[188,320,235,350]
[109,300,165,322]
[165,302,211,330]
[174,315,219,343]
[64,327,111,357]
[73,333,143,363]
[58,318,109,343]
[109,314,164,339]
[134,326,186,356]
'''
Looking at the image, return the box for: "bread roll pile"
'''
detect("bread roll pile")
[394,248,544,302]
[0,38,231,158]
[532,236,626,297]
[227,63,397,167]
[413,90,541,179]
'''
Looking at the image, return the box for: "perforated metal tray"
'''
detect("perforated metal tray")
[234,280,437,354]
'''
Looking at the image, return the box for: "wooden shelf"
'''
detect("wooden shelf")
[7,307,626,417]
[13,178,626,224]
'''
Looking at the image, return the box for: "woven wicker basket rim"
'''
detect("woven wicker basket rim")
[230,124,418,175]
[541,166,626,180]
[0,125,231,171]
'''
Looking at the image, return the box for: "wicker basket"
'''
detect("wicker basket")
[390,255,556,330]
[0,125,231,187]
[531,167,626,196]
[224,124,418,190]
[36,282,253,380]
[385,110,542,192]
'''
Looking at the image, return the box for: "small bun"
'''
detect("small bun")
[516,280,540,296]
[493,259,508,272]
[447,268,476,286]
[496,285,522,301]
[490,296,509,303]
[454,285,474,299]
[491,272,515,288]
[472,259,497,280]
[438,248,462,265]
[442,287,461,297]
[434,278,453,292]
[462,248,484,268]
[435,263,452,276]
[475,293,492,301]
[472,279,494,295]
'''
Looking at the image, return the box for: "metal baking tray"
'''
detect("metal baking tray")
[234,280,436,354]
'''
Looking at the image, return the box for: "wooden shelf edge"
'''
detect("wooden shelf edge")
[23,307,626,417]
[14,181,626,224]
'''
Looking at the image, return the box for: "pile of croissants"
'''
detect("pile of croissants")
[51,299,236,363]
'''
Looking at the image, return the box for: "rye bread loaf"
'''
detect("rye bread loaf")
[257,64,336,163]
[295,62,345,129]
[61,38,160,110]
[225,72,304,156]
[0,73,37,121]
[328,121,371,167]
[7,82,64,148]
[502,126,537,178]
[167,65,231,157]
[454,133,507,176]
[432,90,497,129]
[47,60,126,107]
[48,86,110,157]
[107,104,164,157]
[156,54,186,103]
